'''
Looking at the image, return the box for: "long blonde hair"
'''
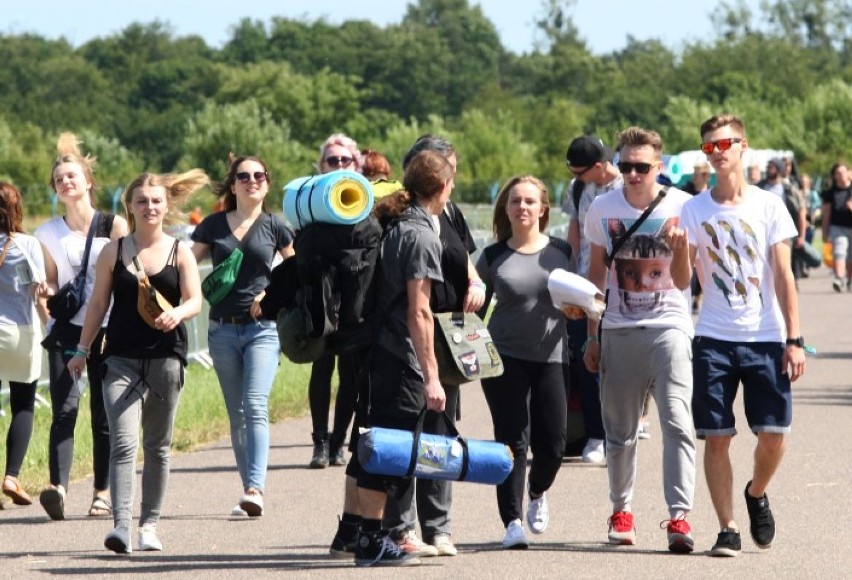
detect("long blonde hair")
[123,169,209,231]
[492,175,550,242]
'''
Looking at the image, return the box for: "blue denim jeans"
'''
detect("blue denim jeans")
[208,319,280,491]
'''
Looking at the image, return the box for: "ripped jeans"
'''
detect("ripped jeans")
[102,355,184,529]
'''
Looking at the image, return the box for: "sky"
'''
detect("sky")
[5,0,765,56]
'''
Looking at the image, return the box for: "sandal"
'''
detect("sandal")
[88,496,112,517]
[3,476,33,506]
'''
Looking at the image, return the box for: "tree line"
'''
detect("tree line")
[1,0,850,214]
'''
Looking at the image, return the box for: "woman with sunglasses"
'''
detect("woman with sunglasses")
[35,133,129,521]
[67,169,206,553]
[191,155,295,517]
[306,133,364,469]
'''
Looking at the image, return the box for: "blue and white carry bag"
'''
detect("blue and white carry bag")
[357,411,512,485]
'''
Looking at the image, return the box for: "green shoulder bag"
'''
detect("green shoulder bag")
[201,214,267,305]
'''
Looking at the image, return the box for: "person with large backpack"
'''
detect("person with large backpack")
[306,133,366,469]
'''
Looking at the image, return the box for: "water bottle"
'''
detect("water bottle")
[823,242,834,268]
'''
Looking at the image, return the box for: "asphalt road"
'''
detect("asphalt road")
[2,270,850,579]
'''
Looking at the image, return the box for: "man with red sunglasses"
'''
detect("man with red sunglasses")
[584,127,696,554]
[677,114,805,557]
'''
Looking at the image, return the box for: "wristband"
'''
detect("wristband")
[468,279,486,291]
[77,343,91,356]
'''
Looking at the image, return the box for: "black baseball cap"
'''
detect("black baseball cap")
[566,135,614,168]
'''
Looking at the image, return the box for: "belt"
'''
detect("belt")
[215,315,256,325]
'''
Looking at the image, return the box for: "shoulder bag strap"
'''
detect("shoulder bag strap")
[122,235,151,284]
[78,212,101,277]
[605,187,668,268]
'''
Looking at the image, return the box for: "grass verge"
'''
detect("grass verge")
[1,356,315,501]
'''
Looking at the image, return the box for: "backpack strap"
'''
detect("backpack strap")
[571,179,585,213]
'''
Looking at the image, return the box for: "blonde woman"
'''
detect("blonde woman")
[35,133,128,520]
[68,170,205,553]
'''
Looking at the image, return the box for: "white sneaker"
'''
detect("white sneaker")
[138,525,163,551]
[638,421,651,440]
[526,492,549,534]
[502,519,529,549]
[239,491,263,517]
[230,505,248,517]
[430,533,458,557]
[582,438,606,464]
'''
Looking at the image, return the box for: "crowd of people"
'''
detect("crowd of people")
[2,112,837,566]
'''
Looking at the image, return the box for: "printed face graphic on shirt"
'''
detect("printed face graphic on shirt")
[606,216,677,317]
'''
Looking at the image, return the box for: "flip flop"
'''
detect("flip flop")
[39,487,66,521]
[2,476,33,506]
[89,496,112,517]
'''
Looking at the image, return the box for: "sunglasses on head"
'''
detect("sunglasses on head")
[617,161,657,175]
[324,156,354,167]
[699,138,742,155]
[235,171,268,184]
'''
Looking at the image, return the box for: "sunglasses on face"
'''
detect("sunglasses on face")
[617,161,657,175]
[235,171,268,184]
[567,163,595,177]
[324,156,354,168]
[699,138,743,155]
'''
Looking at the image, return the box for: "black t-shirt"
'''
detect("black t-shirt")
[192,212,293,318]
[822,185,852,228]
[431,201,477,313]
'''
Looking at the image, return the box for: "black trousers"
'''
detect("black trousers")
[481,355,568,527]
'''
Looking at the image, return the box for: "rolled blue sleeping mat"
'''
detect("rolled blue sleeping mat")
[283,171,374,228]
[357,422,513,485]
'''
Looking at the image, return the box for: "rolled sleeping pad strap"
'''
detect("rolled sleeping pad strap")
[283,171,374,228]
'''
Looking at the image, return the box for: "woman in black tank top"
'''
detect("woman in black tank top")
[67,170,206,554]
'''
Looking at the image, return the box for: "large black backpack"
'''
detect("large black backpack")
[292,216,383,354]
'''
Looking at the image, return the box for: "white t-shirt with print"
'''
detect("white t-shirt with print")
[681,186,797,342]
[584,186,693,334]
[563,175,624,278]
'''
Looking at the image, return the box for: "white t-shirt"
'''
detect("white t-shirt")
[562,174,624,277]
[680,186,797,342]
[585,187,693,334]
[35,216,113,327]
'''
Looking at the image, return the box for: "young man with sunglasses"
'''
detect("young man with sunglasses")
[563,135,623,464]
[678,114,805,557]
[583,127,696,553]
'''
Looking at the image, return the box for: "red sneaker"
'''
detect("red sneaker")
[662,516,694,554]
[607,511,636,545]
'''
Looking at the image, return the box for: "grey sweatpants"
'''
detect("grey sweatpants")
[102,356,183,529]
[600,327,695,517]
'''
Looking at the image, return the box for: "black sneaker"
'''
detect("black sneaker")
[709,528,741,557]
[329,517,359,558]
[354,531,421,567]
[744,481,776,548]
[328,446,347,466]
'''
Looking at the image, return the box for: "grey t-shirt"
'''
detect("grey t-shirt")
[376,203,443,374]
[476,239,571,364]
[192,212,293,319]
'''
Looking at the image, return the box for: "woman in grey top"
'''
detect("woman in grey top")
[475,175,572,550]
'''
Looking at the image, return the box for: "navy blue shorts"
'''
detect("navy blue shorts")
[692,336,792,438]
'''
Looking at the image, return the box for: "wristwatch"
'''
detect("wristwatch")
[785,336,805,348]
